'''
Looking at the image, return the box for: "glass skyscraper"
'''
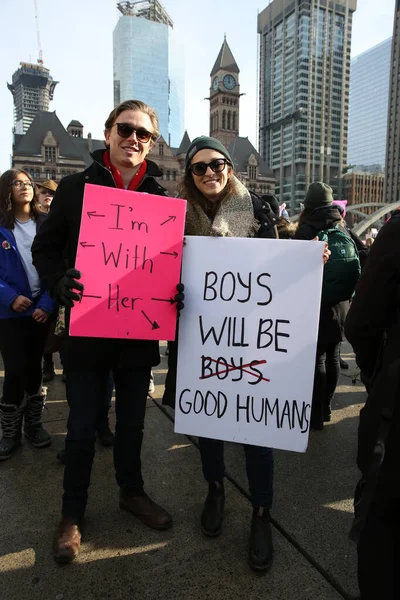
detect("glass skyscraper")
[113,1,184,147]
[348,38,392,169]
[258,0,357,212]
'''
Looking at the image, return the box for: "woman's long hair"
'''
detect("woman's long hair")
[0,169,40,229]
[178,165,242,220]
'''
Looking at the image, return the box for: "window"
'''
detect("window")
[45,170,50,179]
[227,112,231,130]
[172,171,177,181]
[222,110,226,129]
[159,144,164,157]
[248,166,257,179]
[45,146,56,162]
[166,171,170,181]
[233,113,237,131]
[51,170,56,180]
[35,169,40,179]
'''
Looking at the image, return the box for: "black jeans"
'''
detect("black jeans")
[62,365,151,518]
[358,499,400,599]
[199,437,274,509]
[312,341,340,425]
[0,317,49,406]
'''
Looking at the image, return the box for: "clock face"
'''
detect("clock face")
[223,74,236,90]
[212,76,219,92]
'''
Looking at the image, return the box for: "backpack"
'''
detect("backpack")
[318,226,361,306]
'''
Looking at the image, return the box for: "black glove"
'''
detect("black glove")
[174,283,184,313]
[56,268,84,308]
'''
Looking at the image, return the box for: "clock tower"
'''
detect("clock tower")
[209,37,240,148]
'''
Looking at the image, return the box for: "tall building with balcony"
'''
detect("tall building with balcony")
[113,0,184,147]
[258,0,357,212]
[385,0,400,204]
[7,62,58,134]
[348,38,392,169]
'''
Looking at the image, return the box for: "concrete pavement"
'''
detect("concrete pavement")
[0,342,364,600]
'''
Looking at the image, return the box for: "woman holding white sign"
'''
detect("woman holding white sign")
[168,137,330,572]
[175,137,280,572]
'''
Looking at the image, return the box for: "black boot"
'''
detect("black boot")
[248,507,274,572]
[24,388,51,448]
[0,401,23,460]
[201,481,225,537]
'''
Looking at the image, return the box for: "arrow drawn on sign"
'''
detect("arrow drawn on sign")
[141,310,160,330]
[80,242,96,248]
[87,211,106,219]
[151,297,175,305]
[160,251,178,258]
[160,215,176,226]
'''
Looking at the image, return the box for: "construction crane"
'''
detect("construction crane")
[33,0,43,65]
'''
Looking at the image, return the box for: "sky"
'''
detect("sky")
[0,0,396,170]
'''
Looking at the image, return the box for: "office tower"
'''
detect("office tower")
[7,62,58,134]
[113,0,184,147]
[258,0,357,211]
[348,38,392,169]
[385,0,400,204]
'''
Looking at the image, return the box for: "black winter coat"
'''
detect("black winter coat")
[32,149,167,368]
[294,205,348,345]
[345,212,400,497]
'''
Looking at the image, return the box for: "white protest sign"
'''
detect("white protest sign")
[175,237,324,453]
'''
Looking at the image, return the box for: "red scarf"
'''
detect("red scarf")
[103,150,147,191]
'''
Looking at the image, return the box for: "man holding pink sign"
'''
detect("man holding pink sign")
[32,100,185,564]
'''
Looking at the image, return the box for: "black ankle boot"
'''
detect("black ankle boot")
[248,507,274,572]
[201,481,225,537]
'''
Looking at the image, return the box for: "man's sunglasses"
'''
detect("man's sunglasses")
[189,158,230,177]
[113,122,155,143]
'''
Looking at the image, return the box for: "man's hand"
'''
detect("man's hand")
[56,268,84,308]
[11,295,32,312]
[32,308,49,323]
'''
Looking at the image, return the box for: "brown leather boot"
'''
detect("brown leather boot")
[119,490,172,530]
[53,517,82,564]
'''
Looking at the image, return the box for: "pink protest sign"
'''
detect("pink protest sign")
[69,183,186,341]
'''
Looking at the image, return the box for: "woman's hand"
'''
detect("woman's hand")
[11,295,32,312]
[312,237,330,264]
[32,308,49,323]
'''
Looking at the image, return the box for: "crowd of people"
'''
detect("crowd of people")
[0,99,396,599]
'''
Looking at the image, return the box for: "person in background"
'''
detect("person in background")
[36,179,57,215]
[0,169,56,460]
[32,100,182,565]
[37,180,60,383]
[295,182,360,428]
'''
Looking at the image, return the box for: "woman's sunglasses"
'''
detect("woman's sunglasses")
[112,122,155,143]
[189,158,230,177]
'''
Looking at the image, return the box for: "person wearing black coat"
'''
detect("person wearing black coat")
[32,100,175,564]
[345,211,400,600]
[294,182,350,429]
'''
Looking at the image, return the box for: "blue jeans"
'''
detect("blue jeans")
[198,437,274,509]
[62,365,151,518]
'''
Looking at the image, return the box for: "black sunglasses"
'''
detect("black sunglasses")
[113,122,155,143]
[189,158,230,177]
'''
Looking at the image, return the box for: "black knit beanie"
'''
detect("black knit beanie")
[185,136,233,170]
[304,182,333,209]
